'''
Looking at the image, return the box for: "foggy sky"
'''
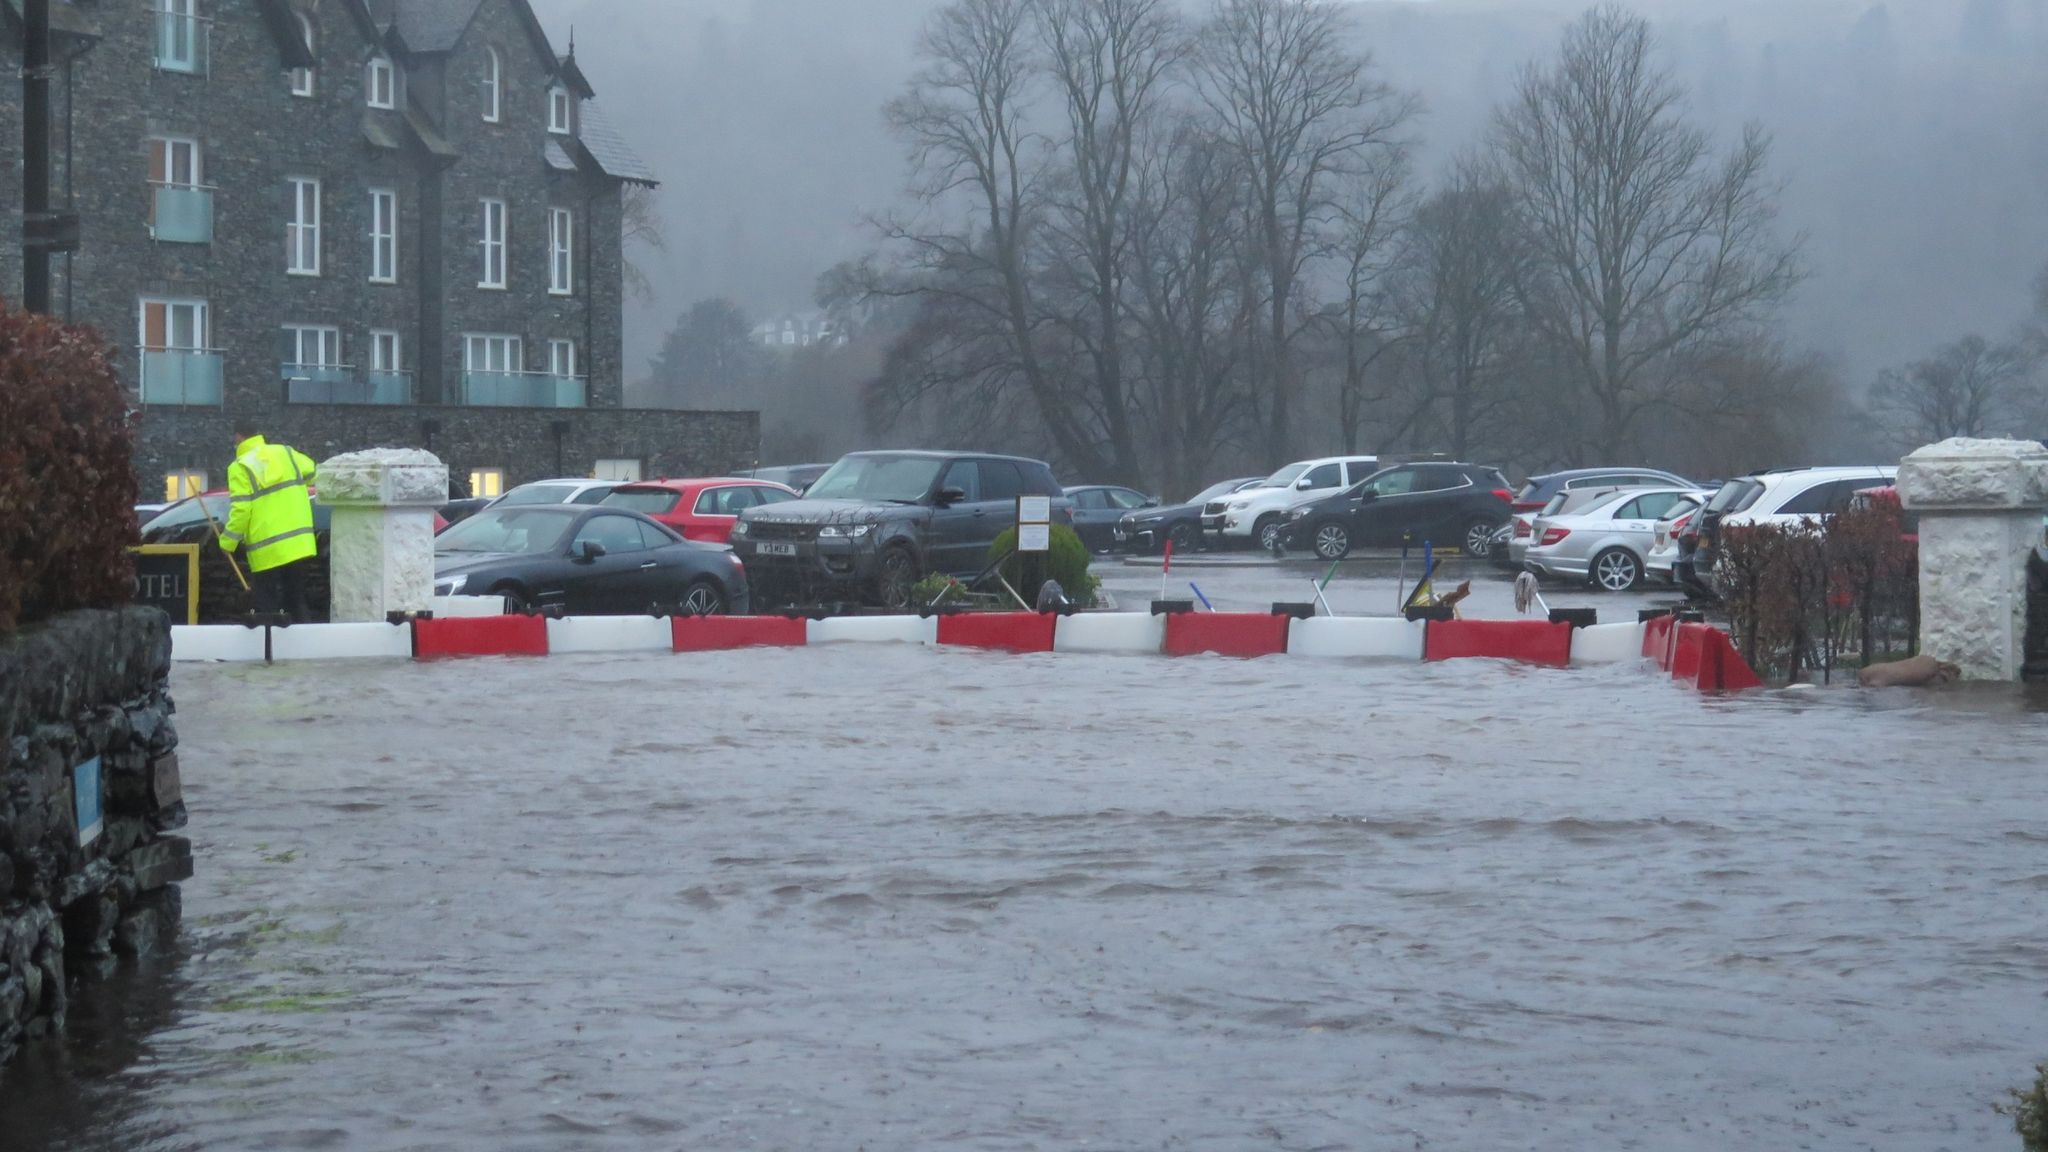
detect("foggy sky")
[531,0,2048,395]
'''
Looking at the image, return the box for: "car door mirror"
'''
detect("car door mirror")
[1143,495,1161,507]
[1295,477,1315,489]
[574,540,606,562]
[936,486,967,506]
[1356,490,1378,503]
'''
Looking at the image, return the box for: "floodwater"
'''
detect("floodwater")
[5,644,2047,1151]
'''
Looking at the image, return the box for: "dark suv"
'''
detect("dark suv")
[1276,461,1513,559]
[731,450,1068,608]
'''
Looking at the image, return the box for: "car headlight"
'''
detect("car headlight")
[1226,500,1249,512]
[729,520,749,538]
[434,574,467,596]
[1289,509,1309,520]
[818,524,874,539]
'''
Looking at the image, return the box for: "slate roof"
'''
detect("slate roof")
[543,139,579,173]
[393,0,480,53]
[576,103,658,187]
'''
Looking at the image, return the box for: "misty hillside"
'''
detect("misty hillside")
[533,0,2048,392]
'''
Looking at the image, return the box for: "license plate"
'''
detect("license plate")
[758,542,798,557]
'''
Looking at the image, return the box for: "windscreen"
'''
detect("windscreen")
[495,485,572,506]
[1189,480,1245,504]
[1258,463,1309,488]
[436,508,575,554]
[805,456,946,503]
[1704,479,1758,513]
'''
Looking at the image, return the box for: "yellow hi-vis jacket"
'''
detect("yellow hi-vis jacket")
[221,434,318,572]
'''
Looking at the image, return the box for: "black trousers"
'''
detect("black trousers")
[251,557,313,623]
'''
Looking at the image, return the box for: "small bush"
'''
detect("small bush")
[988,524,1098,608]
[0,306,137,634]
[2001,1062,2048,1152]
[1718,498,1918,683]
[910,571,967,609]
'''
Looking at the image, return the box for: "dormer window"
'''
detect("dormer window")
[367,55,395,109]
[290,15,315,97]
[547,85,572,134]
[482,47,501,122]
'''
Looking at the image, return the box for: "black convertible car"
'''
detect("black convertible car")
[1113,477,1263,554]
[432,505,750,616]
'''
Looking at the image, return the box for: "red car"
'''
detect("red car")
[599,477,800,543]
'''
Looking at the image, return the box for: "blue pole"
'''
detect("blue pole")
[1189,582,1214,611]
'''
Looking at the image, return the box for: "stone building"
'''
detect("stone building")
[0,0,757,500]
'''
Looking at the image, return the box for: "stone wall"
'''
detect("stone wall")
[2028,548,2048,683]
[0,608,189,1080]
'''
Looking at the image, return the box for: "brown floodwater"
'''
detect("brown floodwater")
[3,646,2045,1151]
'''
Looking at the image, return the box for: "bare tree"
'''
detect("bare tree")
[620,185,667,303]
[1492,6,1801,460]
[1396,163,1522,460]
[1869,334,2035,447]
[1194,0,1417,463]
[1322,150,1412,455]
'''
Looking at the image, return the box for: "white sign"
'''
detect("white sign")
[1017,495,1051,524]
[1018,523,1051,553]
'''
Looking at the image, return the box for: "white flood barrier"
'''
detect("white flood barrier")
[807,615,938,646]
[1052,612,1166,655]
[1286,616,1426,661]
[545,616,673,654]
[1568,622,1647,665]
[270,622,414,662]
[430,595,510,617]
[169,625,268,663]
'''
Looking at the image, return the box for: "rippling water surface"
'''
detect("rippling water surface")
[5,647,2046,1151]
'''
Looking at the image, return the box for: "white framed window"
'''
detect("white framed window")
[547,339,578,379]
[153,0,199,73]
[369,187,397,283]
[548,85,572,134]
[287,176,321,275]
[140,297,209,352]
[369,329,401,373]
[548,207,573,295]
[290,15,316,97]
[470,468,506,499]
[465,333,522,374]
[282,324,341,372]
[478,198,506,288]
[481,47,501,122]
[366,55,395,109]
[147,136,202,232]
[164,471,207,502]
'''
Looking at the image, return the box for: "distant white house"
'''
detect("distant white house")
[751,311,850,350]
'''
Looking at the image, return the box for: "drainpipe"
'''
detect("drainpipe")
[21,0,52,313]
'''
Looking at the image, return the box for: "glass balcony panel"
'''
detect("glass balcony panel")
[140,350,223,405]
[151,185,213,243]
[461,372,587,408]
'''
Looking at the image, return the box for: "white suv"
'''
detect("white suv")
[1204,456,1379,549]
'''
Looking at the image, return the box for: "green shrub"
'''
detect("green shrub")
[987,524,1098,608]
[2002,1062,2048,1152]
[0,307,137,634]
[910,571,968,609]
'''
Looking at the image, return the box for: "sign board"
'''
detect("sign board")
[1016,495,1052,554]
[74,756,103,847]
[1017,495,1051,524]
[130,544,200,625]
[1018,523,1051,553]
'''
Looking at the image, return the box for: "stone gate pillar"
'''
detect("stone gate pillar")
[315,449,450,624]
[1896,437,2048,680]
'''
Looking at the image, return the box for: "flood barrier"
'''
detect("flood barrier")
[171,610,1762,693]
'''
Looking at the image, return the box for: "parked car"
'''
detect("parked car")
[1204,456,1380,550]
[1523,487,1708,591]
[1277,462,1513,560]
[490,478,624,507]
[140,492,235,544]
[438,497,494,528]
[431,505,748,616]
[1116,477,1263,554]
[736,463,833,494]
[730,450,1069,608]
[599,477,801,543]
[1677,466,1898,599]
[1509,485,1643,570]
[1645,502,1703,585]
[1064,485,1158,552]
[1505,467,1696,568]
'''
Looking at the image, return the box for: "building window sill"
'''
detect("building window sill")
[287,269,321,278]
[477,283,507,291]
[369,277,399,286]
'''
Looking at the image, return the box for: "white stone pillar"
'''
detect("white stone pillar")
[1896,437,2048,680]
[314,449,450,624]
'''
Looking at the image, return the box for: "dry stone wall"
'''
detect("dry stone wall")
[0,608,189,1080]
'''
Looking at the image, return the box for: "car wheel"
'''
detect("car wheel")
[1312,521,1351,561]
[1592,548,1642,592]
[1464,519,1498,558]
[875,545,918,609]
[488,582,534,613]
[1255,515,1284,552]
[680,578,726,617]
[1166,522,1198,554]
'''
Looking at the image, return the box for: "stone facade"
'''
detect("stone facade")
[0,0,757,498]
[0,608,189,1080]
[1897,437,2048,681]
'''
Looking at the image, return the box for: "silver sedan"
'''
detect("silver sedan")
[1523,487,1709,591]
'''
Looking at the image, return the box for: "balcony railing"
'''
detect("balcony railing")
[149,184,214,244]
[151,11,211,75]
[138,348,224,405]
[283,365,415,406]
[460,371,587,409]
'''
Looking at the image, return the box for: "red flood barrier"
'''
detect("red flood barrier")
[412,613,549,659]
[1163,612,1290,658]
[935,611,1058,654]
[672,614,809,652]
[1424,619,1573,667]
[1687,625,1762,692]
